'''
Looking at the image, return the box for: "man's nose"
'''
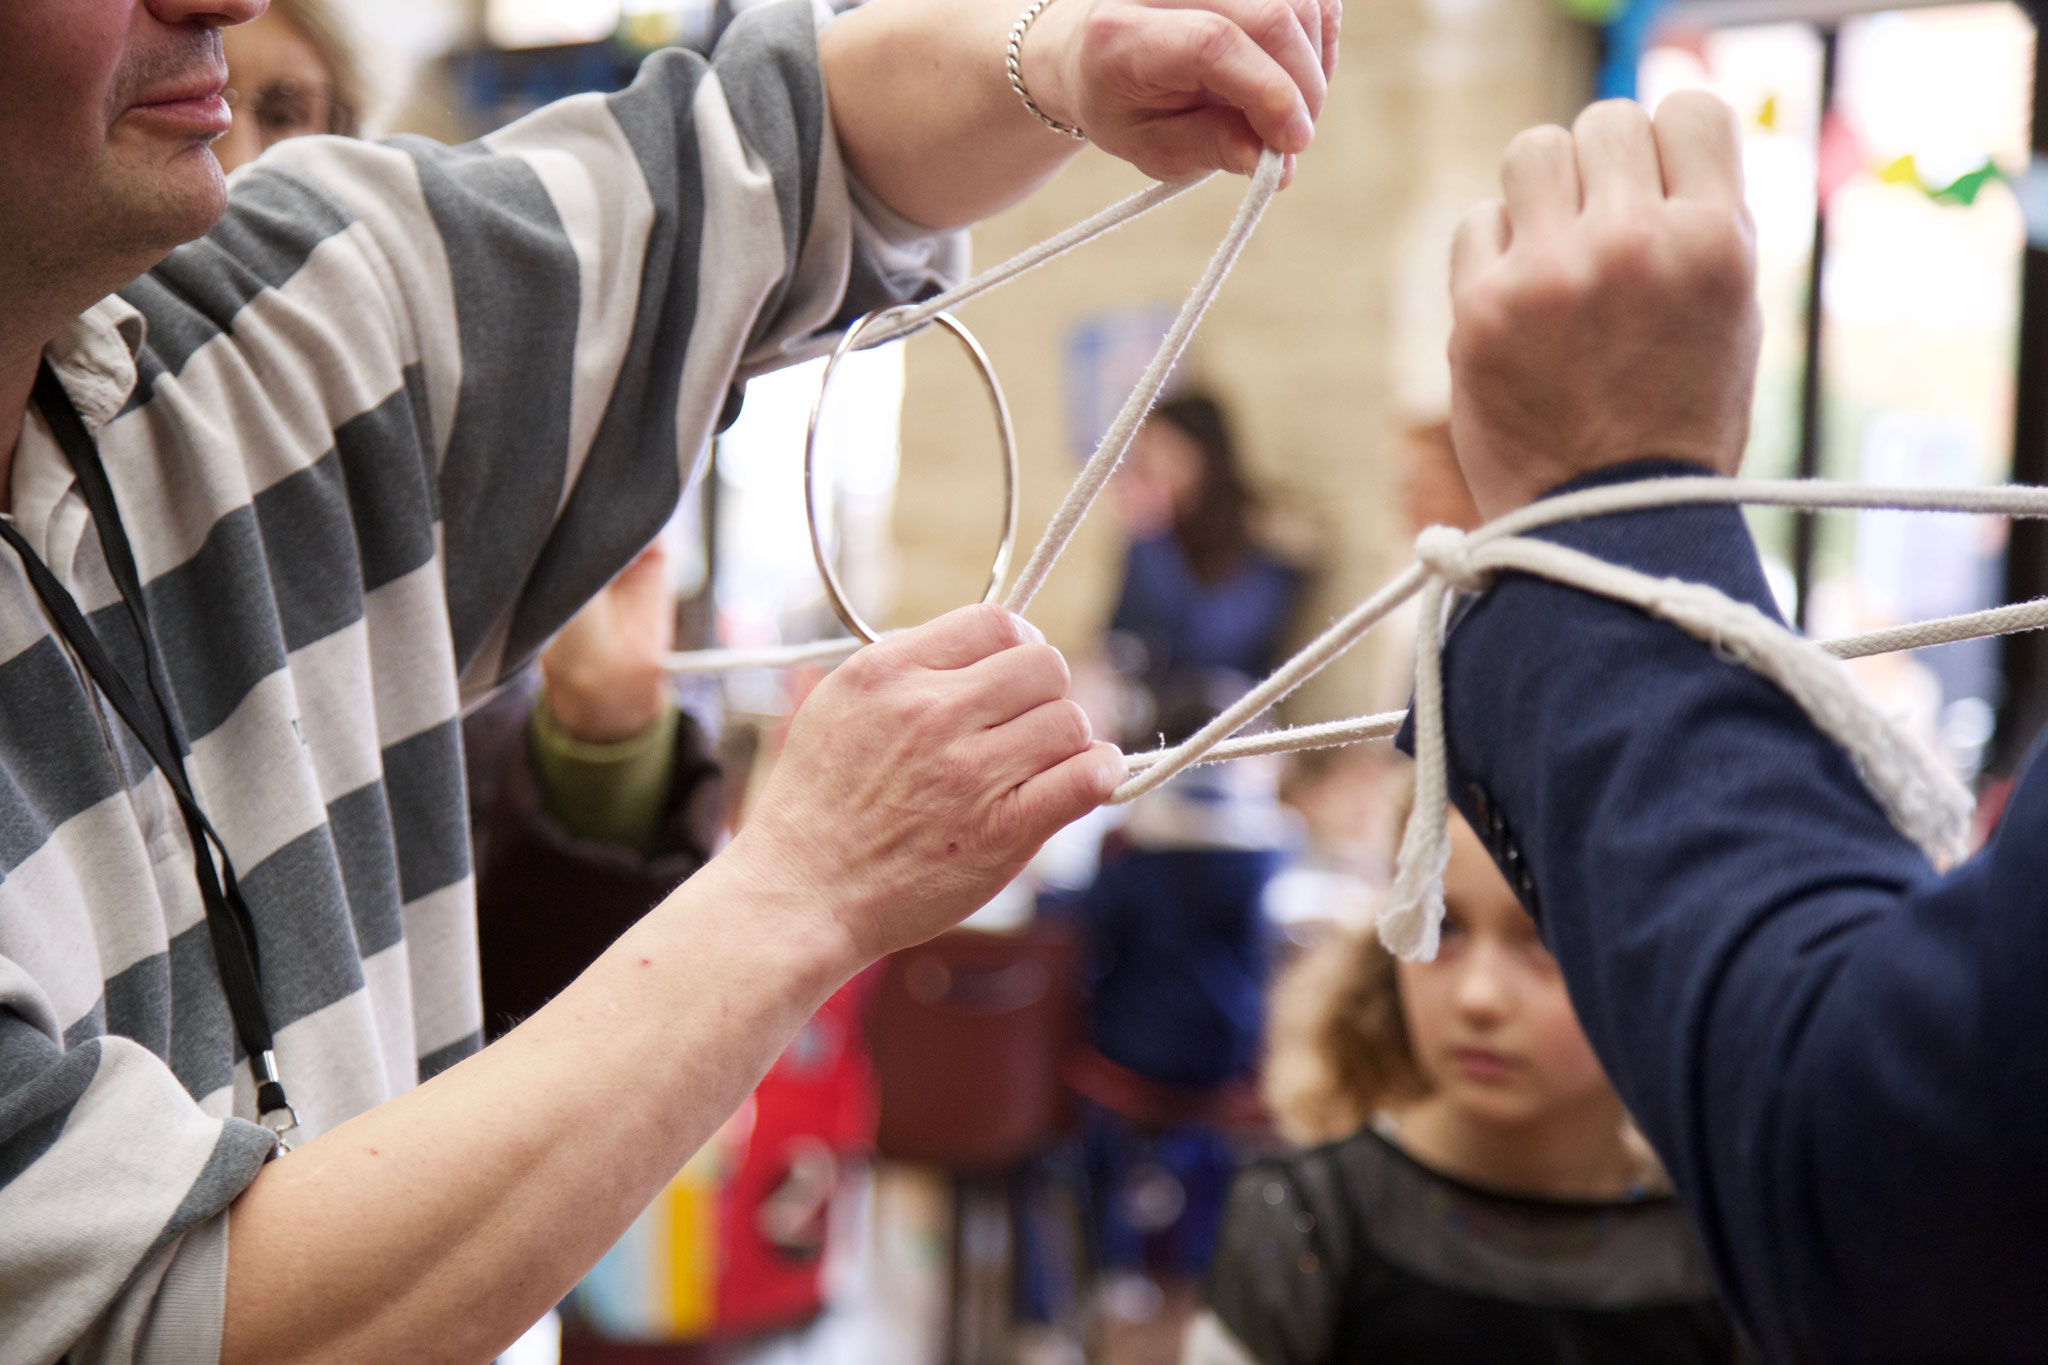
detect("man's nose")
[145,0,269,29]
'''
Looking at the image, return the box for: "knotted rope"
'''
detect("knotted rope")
[1127,476,2048,960]
[662,151,2048,965]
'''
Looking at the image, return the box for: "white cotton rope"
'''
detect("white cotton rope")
[1002,149,1287,615]
[1113,596,2048,776]
[1110,476,2048,962]
[662,637,869,675]
[666,163,1236,674]
[657,149,2048,966]
[1823,598,2048,660]
[1121,710,1410,770]
[829,173,1216,357]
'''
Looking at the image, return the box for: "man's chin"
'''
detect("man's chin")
[105,145,231,267]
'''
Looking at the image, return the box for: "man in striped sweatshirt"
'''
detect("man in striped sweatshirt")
[0,0,1338,1360]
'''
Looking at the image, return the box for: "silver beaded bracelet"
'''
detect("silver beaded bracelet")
[1005,0,1087,141]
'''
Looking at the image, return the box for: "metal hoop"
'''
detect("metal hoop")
[806,308,1019,644]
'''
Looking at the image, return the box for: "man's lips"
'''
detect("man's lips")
[129,75,232,136]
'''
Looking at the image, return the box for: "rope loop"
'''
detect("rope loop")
[642,140,2048,969]
[666,151,1279,675]
[1115,480,2048,961]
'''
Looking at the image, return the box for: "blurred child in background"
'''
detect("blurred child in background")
[1187,770,1747,1365]
[1054,671,1294,1355]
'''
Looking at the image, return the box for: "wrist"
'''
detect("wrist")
[542,674,667,746]
[529,699,679,852]
[690,829,871,995]
[1016,0,1085,135]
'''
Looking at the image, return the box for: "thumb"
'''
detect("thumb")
[1120,105,1265,182]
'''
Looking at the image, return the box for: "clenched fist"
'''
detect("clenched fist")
[1447,94,1763,520]
[720,604,1126,963]
[1025,0,1341,181]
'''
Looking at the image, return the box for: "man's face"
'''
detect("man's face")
[0,0,267,312]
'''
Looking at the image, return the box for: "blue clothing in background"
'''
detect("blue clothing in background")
[1409,461,2048,1363]
[1111,534,1304,684]
[1081,844,1284,1090]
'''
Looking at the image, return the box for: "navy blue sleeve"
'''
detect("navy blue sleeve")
[1416,462,2048,1362]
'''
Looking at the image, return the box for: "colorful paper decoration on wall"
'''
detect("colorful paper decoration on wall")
[1772,98,2039,233]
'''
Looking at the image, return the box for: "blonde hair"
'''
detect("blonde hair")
[268,0,365,137]
[1263,767,1428,1146]
[1262,921,1429,1147]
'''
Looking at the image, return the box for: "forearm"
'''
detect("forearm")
[1426,467,2048,1357]
[222,846,855,1365]
[820,0,1084,230]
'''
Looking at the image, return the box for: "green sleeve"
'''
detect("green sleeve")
[526,694,681,855]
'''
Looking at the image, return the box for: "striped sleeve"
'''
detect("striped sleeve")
[0,960,272,1365]
[237,0,964,697]
[1,4,960,1358]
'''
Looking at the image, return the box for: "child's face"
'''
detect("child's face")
[1395,811,1612,1128]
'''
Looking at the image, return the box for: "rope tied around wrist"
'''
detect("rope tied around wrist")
[1144,477,2048,961]
[665,147,2048,962]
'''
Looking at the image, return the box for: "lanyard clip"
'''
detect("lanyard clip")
[254,1050,302,1154]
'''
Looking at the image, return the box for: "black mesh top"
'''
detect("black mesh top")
[1204,1126,1751,1365]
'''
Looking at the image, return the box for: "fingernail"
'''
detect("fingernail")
[1286,109,1314,151]
[1012,613,1046,645]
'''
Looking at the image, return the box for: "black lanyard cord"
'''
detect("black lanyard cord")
[6,362,298,1149]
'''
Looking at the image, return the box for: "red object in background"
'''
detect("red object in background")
[1975,773,2016,848]
[1817,109,1868,210]
[870,925,1082,1174]
[714,970,879,1337]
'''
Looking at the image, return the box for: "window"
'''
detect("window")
[1640,3,2037,777]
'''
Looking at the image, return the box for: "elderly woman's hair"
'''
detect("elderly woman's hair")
[1261,765,1429,1146]
[269,0,366,137]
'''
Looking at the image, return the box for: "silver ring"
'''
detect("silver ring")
[806,308,1019,644]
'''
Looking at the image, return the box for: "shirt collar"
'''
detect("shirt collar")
[43,294,147,436]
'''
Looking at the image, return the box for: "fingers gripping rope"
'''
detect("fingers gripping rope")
[659,148,2048,968]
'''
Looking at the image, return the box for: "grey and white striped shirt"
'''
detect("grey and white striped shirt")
[0,6,960,1361]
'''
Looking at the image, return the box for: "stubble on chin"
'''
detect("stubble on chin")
[29,139,227,316]
[0,25,228,346]
[95,25,232,266]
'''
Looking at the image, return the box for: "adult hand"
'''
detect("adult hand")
[724,604,1125,963]
[1446,94,1763,521]
[540,544,676,744]
[1024,0,1341,181]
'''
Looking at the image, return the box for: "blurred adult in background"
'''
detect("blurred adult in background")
[1109,394,1307,740]
[1056,671,1294,1346]
[216,0,361,172]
